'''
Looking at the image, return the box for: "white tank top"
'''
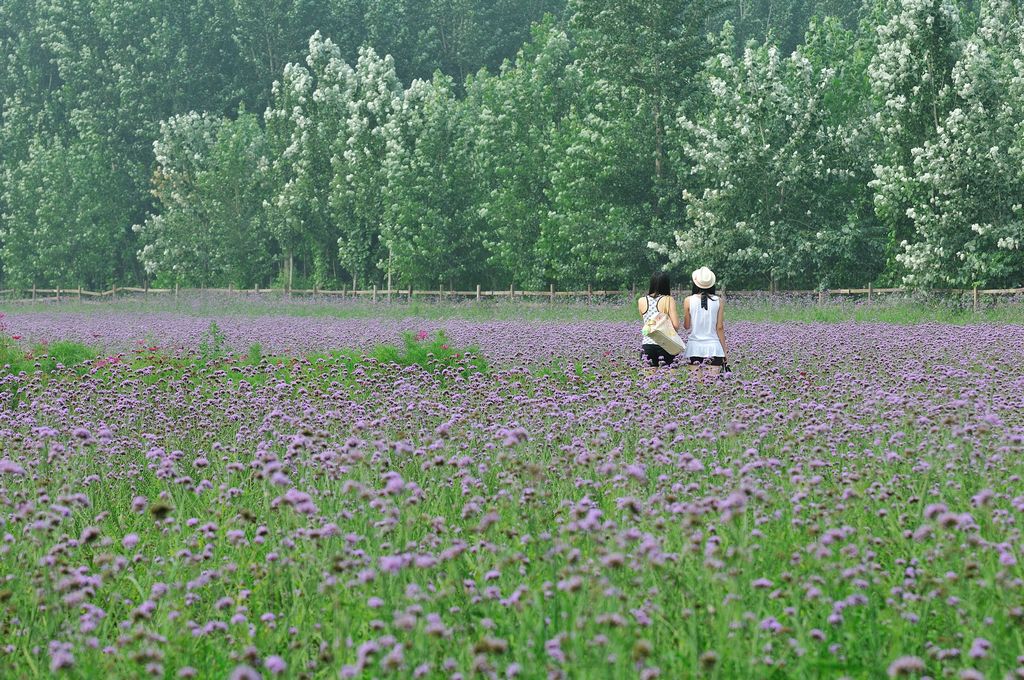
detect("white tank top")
[640,295,663,345]
[685,294,724,357]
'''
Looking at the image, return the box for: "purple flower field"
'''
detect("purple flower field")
[1,311,1023,678]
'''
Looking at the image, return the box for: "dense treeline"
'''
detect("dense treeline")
[1,0,1022,291]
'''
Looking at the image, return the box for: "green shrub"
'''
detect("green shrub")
[368,330,487,377]
[247,342,263,365]
[198,320,228,362]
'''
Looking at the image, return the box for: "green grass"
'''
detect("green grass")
[0,338,98,376]
[4,292,1022,324]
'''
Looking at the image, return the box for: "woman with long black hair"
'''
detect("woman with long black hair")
[683,266,728,375]
[637,271,681,368]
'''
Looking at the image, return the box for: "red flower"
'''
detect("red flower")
[416,330,429,341]
[11,335,21,341]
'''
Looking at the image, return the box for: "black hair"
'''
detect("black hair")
[691,282,717,310]
[648,271,671,296]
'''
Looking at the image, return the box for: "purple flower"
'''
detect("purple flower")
[886,656,925,677]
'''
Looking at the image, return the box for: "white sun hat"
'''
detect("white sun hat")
[691,266,716,289]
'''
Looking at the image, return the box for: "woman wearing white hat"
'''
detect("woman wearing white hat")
[683,266,728,375]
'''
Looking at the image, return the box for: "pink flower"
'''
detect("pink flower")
[416,330,428,341]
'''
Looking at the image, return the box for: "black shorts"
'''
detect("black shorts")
[687,356,725,366]
[641,344,679,367]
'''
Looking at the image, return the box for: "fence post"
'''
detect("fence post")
[476,284,481,302]
[174,282,179,302]
[254,283,258,295]
[509,282,514,300]
[588,284,593,305]
[78,285,82,301]
[407,284,413,302]
[550,283,555,303]
[372,284,377,303]
[439,282,443,303]
[56,286,61,303]
[32,284,35,301]
[112,285,117,301]
[818,289,824,306]
[973,286,979,313]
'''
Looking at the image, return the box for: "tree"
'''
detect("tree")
[656,20,882,289]
[329,46,403,288]
[465,17,577,288]
[569,0,723,199]
[380,75,485,287]
[894,0,1024,287]
[542,79,661,288]
[866,0,967,280]
[0,127,136,288]
[135,110,274,286]
[264,31,354,288]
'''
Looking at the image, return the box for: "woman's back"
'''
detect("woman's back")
[685,294,723,356]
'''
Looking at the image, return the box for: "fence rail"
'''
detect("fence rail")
[1,283,1022,311]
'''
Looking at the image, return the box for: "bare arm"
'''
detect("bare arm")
[682,296,692,331]
[637,297,647,317]
[716,300,728,359]
[667,296,681,331]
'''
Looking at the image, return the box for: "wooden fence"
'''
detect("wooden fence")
[1,283,1022,312]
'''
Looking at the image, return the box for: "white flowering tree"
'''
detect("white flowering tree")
[264,31,354,288]
[135,110,273,286]
[328,46,403,289]
[380,75,485,287]
[893,0,1024,287]
[866,0,966,278]
[657,21,882,288]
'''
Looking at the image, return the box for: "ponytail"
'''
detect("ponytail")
[691,282,717,310]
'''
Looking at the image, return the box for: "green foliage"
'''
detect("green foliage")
[5,0,1024,293]
[366,330,488,377]
[0,128,137,288]
[197,321,228,363]
[247,342,263,365]
[466,17,578,288]
[658,19,884,289]
[0,338,98,377]
[136,109,276,287]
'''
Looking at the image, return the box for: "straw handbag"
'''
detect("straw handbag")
[642,312,685,355]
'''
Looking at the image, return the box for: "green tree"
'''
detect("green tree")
[866,0,967,281]
[135,110,274,287]
[381,75,485,288]
[466,18,577,288]
[0,128,135,288]
[542,79,661,288]
[657,20,881,289]
[329,46,404,289]
[569,0,723,202]
[894,0,1024,287]
[264,31,354,288]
